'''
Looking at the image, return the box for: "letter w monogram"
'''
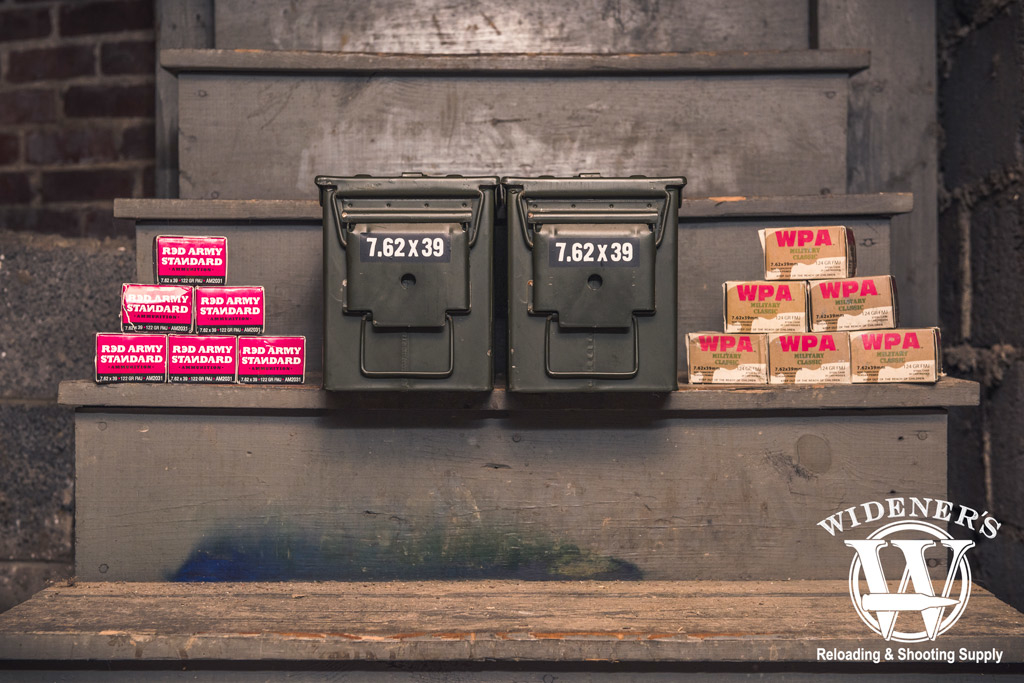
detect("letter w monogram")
[845,538,974,640]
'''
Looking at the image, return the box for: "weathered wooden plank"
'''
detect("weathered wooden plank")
[213,0,811,54]
[819,1,939,327]
[0,673,1000,683]
[678,192,913,218]
[176,72,850,200]
[677,216,890,336]
[155,0,213,198]
[115,198,319,221]
[2,581,1021,663]
[161,48,870,75]
[57,378,981,411]
[72,410,947,581]
[130,220,323,373]
[114,193,913,222]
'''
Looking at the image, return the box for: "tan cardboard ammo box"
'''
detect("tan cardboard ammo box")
[768,332,851,385]
[686,332,768,384]
[759,226,856,280]
[808,275,898,332]
[850,328,942,383]
[723,280,808,333]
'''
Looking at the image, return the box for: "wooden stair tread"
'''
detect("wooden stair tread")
[160,48,870,76]
[113,193,914,222]
[58,376,979,411]
[1,581,1020,663]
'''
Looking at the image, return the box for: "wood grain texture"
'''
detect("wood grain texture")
[678,193,913,218]
[819,1,939,327]
[114,197,318,221]
[176,72,849,200]
[155,0,213,198]
[213,0,810,54]
[115,193,913,221]
[57,378,980,411]
[73,410,947,581]
[161,48,870,75]
[2,581,1021,663]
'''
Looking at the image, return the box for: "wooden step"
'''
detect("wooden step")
[1,581,1021,668]
[60,378,973,584]
[159,49,866,200]
[59,377,978,412]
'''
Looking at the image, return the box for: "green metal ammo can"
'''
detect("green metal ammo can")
[316,173,497,391]
[503,174,685,392]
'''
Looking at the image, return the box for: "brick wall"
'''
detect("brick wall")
[939,0,1024,612]
[0,0,152,611]
[0,0,155,238]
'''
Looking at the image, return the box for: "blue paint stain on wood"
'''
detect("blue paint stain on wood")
[170,525,642,582]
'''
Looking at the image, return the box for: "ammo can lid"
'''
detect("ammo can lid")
[315,172,499,198]
[501,173,685,197]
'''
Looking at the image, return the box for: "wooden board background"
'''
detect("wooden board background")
[155,0,212,198]
[819,0,939,327]
[213,0,810,53]
[176,72,849,200]
[75,410,946,582]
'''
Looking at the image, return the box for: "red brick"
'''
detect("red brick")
[40,168,134,202]
[0,206,81,236]
[0,134,19,166]
[0,172,33,204]
[119,122,153,159]
[7,45,95,83]
[101,40,154,75]
[0,8,51,42]
[26,127,117,165]
[59,1,153,36]
[64,83,154,118]
[0,89,57,125]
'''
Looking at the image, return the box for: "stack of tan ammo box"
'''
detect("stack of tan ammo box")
[687,226,940,384]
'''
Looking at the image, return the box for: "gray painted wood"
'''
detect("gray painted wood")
[115,193,914,222]
[58,377,981,411]
[678,216,891,338]
[72,409,947,581]
[818,1,939,327]
[160,48,870,74]
[0,675,1009,683]
[131,220,323,373]
[0,674,1014,683]
[4,581,1022,663]
[213,0,810,54]
[175,71,851,200]
[155,0,213,198]
[115,198,320,221]
[678,192,913,218]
